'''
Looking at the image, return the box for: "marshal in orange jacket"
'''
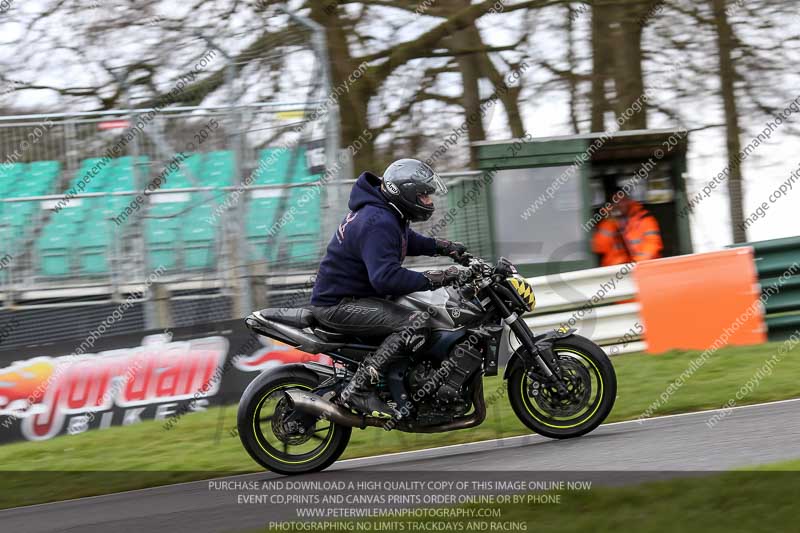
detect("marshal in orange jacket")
[591,200,663,266]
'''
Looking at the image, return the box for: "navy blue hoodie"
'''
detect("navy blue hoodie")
[310,172,437,306]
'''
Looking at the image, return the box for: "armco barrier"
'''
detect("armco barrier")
[731,236,800,341]
[519,263,644,355]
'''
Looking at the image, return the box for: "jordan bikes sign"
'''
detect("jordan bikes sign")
[0,320,326,443]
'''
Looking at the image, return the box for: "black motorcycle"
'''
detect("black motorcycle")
[238,255,617,475]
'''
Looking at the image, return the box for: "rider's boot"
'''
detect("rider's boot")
[339,332,407,419]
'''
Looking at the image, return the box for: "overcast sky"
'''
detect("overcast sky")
[1,0,797,253]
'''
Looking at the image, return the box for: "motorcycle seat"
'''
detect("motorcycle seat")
[256,307,315,328]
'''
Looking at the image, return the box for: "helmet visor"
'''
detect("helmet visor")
[423,171,448,196]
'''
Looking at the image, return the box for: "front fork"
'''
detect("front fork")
[484,285,570,392]
[506,315,573,396]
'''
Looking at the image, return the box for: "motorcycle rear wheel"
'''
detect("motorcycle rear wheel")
[237,365,352,475]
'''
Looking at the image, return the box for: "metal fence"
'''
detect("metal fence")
[0,102,494,345]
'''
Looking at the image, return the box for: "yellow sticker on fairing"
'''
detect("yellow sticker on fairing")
[508,277,537,310]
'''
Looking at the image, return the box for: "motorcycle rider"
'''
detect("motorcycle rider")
[309,159,468,419]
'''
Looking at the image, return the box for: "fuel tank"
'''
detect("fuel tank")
[394,287,483,330]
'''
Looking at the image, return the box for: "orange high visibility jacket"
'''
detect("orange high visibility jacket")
[591,201,663,266]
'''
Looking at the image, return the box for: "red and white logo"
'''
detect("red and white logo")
[0,335,228,441]
[234,338,330,372]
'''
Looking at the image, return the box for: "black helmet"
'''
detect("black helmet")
[380,159,447,222]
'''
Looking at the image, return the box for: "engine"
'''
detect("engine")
[406,338,485,423]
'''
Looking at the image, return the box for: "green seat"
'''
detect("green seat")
[183,201,213,216]
[184,247,214,269]
[174,154,202,184]
[256,148,294,185]
[182,223,214,243]
[148,249,177,271]
[78,247,109,274]
[0,202,35,226]
[84,198,115,222]
[206,151,234,167]
[73,164,110,192]
[283,219,319,237]
[80,220,112,246]
[89,195,131,218]
[27,182,52,196]
[37,233,72,276]
[247,198,280,219]
[109,168,135,184]
[145,223,178,271]
[163,174,192,189]
[183,153,203,172]
[287,239,318,265]
[29,160,60,175]
[281,192,320,237]
[181,221,216,269]
[290,149,316,183]
[107,182,133,193]
[288,185,320,203]
[203,169,232,187]
[76,222,111,274]
[247,237,277,263]
[55,206,85,224]
[6,189,34,198]
[0,163,23,179]
[42,221,78,239]
[148,202,189,226]
[204,151,235,186]
[85,176,109,193]
[40,255,71,276]
[27,169,55,183]
[0,223,23,253]
[246,218,275,238]
[145,221,177,244]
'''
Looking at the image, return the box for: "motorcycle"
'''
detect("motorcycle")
[237,255,617,475]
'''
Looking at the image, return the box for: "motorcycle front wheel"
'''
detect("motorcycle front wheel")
[508,334,616,439]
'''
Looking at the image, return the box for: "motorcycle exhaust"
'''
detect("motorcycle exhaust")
[284,389,387,429]
[283,377,487,433]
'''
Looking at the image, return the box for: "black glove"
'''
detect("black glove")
[423,266,462,290]
[435,239,468,263]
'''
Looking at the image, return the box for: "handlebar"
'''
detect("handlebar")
[446,254,493,284]
[450,254,516,285]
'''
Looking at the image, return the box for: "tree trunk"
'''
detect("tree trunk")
[591,0,650,131]
[590,3,613,131]
[610,3,648,130]
[450,19,487,167]
[711,0,746,243]
[566,4,581,134]
[310,2,376,172]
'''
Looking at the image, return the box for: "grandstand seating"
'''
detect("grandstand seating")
[1,148,323,278]
[245,148,321,266]
[0,161,61,263]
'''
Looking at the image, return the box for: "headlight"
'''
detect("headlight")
[506,276,536,311]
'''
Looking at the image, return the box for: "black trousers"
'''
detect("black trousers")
[310,297,431,354]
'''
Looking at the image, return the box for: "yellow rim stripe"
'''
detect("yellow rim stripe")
[252,383,336,465]
[521,348,604,429]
